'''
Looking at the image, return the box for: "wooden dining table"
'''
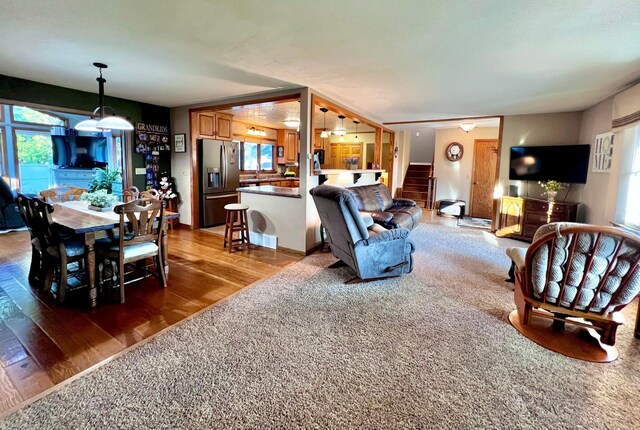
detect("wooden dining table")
[51,200,179,307]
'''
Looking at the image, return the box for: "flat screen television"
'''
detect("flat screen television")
[509,144,590,184]
[52,135,108,168]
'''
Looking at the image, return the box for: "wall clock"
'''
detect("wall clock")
[446,142,464,161]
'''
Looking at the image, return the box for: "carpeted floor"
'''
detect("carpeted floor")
[2,223,639,429]
[457,216,492,229]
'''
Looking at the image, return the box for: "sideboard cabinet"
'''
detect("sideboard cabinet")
[495,196,579,242]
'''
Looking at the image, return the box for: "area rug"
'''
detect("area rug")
[2,224,639,429]
[457,216,492,229]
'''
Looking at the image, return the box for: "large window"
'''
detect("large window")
[242,142,274,171]
[14,129,55,193]
[623,131,640,227]
[11,105,66,126]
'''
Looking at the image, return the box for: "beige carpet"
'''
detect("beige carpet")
[2,223,639,429]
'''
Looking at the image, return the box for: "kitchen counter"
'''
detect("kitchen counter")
[313,169,384,175]
[237,185,301,198]
[239,176,299,184]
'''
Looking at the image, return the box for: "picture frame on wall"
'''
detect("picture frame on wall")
[277,146,284,158]
[593,132,614,173]
[174,133,186,153]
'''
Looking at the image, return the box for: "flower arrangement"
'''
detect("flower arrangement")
[80,189,118,211]
[538,180,565,201]
[345,156,359,169]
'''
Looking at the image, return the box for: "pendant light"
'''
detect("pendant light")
[319,108,329,138]
[333,115,347,136]
[353,120,360,143]
[75,63,134,132]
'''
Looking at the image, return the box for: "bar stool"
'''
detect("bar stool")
[223,203,251,253]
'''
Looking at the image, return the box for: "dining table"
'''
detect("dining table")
[51,200,179,307]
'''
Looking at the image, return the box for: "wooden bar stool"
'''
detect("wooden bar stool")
[223,204,251,253]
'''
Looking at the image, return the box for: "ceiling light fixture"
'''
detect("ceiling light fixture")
[459,123,475,133]
[333,115,347,136]
[319,108,329,138]
[247,127,267,137]
[284,119,300,129]
[75,62,134,132]
[353,120,360,143]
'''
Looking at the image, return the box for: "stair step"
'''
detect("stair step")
[404,178,431,185]
[403,185,434,192]
[408,164,432,171]
[402,192,432,201]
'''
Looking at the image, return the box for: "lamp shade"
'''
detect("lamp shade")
[96,116,134,131]
[284,120,300,128]
[459,123,475,133]
[320,130,329,138]
[74,119,101,132]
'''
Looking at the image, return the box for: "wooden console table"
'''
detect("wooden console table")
[495,197,578,242]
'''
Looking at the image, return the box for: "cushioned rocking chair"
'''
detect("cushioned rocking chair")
[310,184,415,283]
[507,222,640,362]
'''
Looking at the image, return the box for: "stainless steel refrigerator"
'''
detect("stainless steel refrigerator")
[199,139,240,227]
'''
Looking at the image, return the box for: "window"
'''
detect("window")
[241,142,274,171]
[11,105,66,126]
[624,132,640,227]
[14,129,55,193]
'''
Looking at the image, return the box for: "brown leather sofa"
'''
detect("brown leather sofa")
[348,183,422,230]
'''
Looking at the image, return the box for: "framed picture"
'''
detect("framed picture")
[174,134,186,153]
[593,132,614,173]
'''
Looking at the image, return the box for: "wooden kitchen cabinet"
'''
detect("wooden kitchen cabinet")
[278,130,299,164]
[197,112,233,141]
[314,130,329,150]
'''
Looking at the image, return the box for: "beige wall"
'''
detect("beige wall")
[433,127,500,208]
[498,112,583,201]
[409,128,436,163]
[575,97,614,225]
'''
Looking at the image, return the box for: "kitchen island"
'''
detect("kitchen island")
[236,185,301,198]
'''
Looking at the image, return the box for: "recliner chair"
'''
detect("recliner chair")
[310,184,415,282]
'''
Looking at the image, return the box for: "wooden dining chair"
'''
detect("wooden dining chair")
[40,186,87,203]
[122,186,140,203]
[16,193,47,288]
[96,198,166,303]
[30,198,87,303]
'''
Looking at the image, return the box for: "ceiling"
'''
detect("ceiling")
[218,101,375,132]
[392,117,501,133]
[1,1,639,123]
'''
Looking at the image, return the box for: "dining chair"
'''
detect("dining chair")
[30,197,87,303]
[139,189,160,199]
[122,186,140,203]
[40,186,87,203]
[96,198,166,303]
[16,193,47,288]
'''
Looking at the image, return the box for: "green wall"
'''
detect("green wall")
[0,74,170,190]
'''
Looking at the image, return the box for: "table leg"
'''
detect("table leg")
[162,219,169,279]
[85,232,97,308]
[635,296,640,339]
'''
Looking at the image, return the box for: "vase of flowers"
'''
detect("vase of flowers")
[345,156,360,170]
[538,180,564,202]
[80,189,119,212]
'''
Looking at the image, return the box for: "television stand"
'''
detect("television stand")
[495,196,579,242]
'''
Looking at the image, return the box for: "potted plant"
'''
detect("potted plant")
[538,180,565,202]
[88,166,121,193]
[80,189,119,212]
[345,156,360,170]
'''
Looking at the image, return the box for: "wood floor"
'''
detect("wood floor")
[0,228,302,415]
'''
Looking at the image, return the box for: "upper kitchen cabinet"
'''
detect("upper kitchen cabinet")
[197,112,233,140]
[278,129,299,164]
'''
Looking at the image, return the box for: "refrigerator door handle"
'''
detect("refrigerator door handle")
[221,142,227,189]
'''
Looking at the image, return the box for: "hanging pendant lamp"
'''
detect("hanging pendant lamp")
[319,108,329,138]
[353,120,360,143]
[75,63,134,132]
[334,115,347,136]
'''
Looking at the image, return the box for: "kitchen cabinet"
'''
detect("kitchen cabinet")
[278,130,299,164]
[314,130,329,150]
[198,112,233,141]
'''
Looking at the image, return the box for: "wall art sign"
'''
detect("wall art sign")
[593,132,614,173]
[135,123,170,189]
[174,134,186,153]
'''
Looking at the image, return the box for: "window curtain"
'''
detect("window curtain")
[612,81,640,131]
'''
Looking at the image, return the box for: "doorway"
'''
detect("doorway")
[470,139,499,218]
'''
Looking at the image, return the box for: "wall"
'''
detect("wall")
[575,97,614,225]
[498,112,583,200]
[0,74,170,191]
[392,130,411,196]
[409,128,436,163]
[433,127,499,205]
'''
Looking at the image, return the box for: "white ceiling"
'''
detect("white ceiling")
[1,1,639,123]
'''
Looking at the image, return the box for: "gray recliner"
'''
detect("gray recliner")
[310,184,415,282]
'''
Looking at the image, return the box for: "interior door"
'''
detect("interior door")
[470,139,499,219]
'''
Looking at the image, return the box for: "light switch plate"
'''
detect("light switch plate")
[135,168,146,175]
